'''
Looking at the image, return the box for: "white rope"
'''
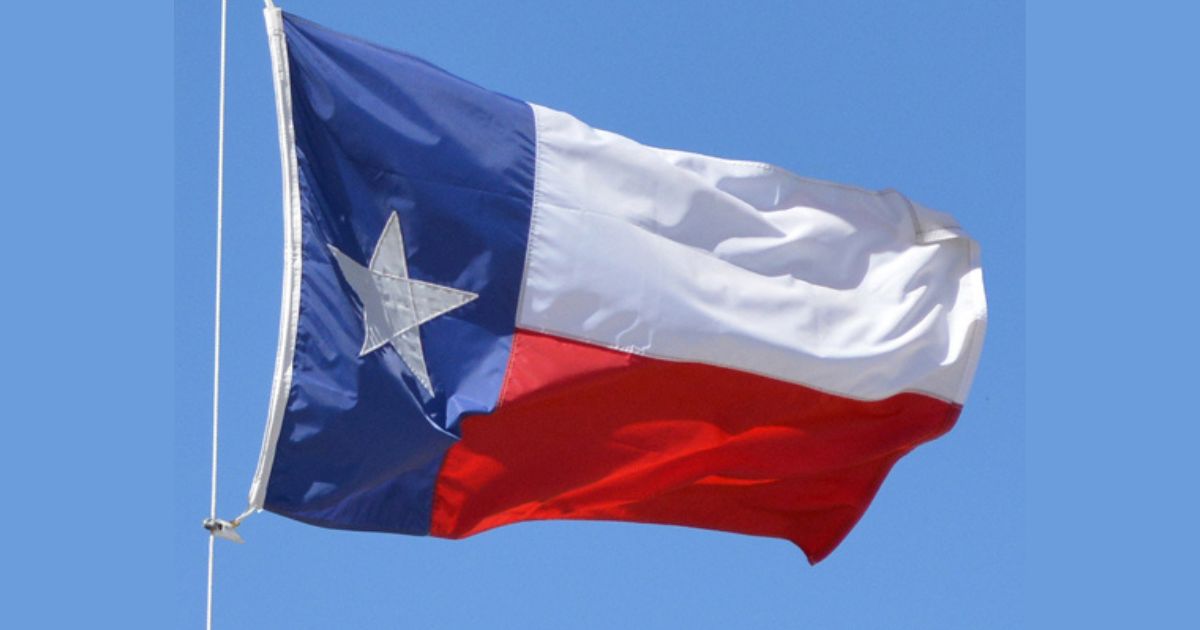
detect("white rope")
[207,0,229,628]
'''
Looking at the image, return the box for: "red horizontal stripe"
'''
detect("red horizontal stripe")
[431,329,959,563]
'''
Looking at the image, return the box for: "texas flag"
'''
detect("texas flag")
[249,8,986,564]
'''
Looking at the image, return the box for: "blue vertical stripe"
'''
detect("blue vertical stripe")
[263,13,535,535]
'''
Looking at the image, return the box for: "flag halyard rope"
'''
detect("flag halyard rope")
[206,0,229,628]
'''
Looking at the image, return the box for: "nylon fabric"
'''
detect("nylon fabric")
[520,104,986,403]
[432,330,961,563]
[260,13,536,534]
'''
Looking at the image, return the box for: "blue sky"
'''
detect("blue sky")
[8,1,1200,628]
[172,1,1022,628]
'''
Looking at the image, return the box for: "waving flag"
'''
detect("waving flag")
[250,8,986,564]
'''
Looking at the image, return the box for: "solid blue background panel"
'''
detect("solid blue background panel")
[170,2,1026,628]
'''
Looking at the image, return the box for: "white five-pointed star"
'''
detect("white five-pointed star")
[328,212,478,394]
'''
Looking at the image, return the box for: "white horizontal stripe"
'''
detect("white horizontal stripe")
[518,104,986,404]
